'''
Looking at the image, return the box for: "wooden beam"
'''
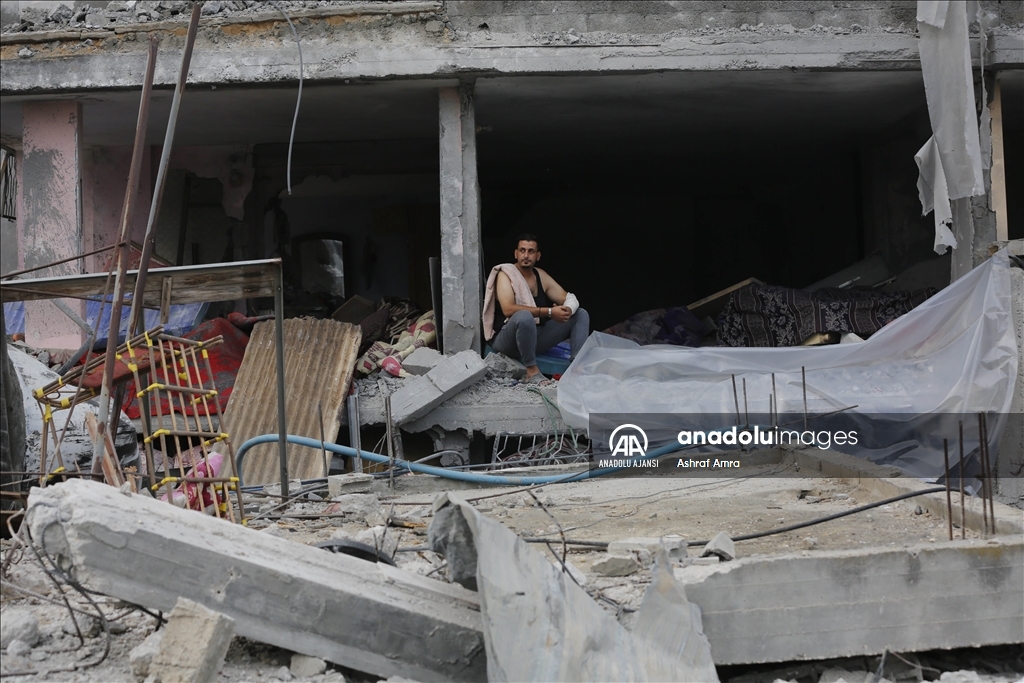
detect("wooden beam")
[0,259,279,306]
[991,78,1008,242]
[27,479,487,682]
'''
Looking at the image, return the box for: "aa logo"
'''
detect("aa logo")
[610,424,648,457]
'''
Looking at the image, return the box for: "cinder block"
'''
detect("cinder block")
[585,12,699,33]
[699,10,758,28]
[403,347,443,376]
[442,0,504,17]
[327,473,374,497]
[149,597,235,683]
[424,350,487,395]
[391,351,487,425]
[812,8,873,26]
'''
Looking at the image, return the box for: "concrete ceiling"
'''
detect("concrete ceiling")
[2,68,1018,161]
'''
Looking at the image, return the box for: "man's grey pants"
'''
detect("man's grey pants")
[491,308,590,368]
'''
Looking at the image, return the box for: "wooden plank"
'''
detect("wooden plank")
[991,78,1008,242]
[27,479,486,682]
[227,318,361,485]
[687,277,764,321]
[0,259,279,305]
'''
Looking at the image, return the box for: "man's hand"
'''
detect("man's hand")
[551,305,572,323]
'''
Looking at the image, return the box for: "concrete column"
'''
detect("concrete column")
[438,83,482,354]
[19,100,85,349]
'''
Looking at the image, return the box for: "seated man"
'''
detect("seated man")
[482,233,590,382]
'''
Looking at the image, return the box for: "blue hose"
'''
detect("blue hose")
[234,433,687,488]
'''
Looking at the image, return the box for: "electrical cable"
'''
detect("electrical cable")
[268,0,303,195]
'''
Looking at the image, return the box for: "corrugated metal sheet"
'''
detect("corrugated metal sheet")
[226,317,361,485]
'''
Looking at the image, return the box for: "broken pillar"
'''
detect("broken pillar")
[149,597,235,683]
[389,349,487,425]
[27,479,487,682]
[438,82,482,354]
[19,100,86,349]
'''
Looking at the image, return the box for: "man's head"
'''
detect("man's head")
[514,233,540,269]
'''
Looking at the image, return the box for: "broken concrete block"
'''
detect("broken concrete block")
[608,535,688,560]
[1,609,39,648]
[701,532,736,561]
[483,351,527,379]
[390,350,487,424]
[129,629,164,680]
[592,554,640,577]
[403,347,442,375]
[326,493,385,526]
[290,653,328,678]
[327,472,373,497]
[28,479,486,682]
[149,597,235,683]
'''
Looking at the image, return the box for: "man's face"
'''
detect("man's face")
[514,241,540,269]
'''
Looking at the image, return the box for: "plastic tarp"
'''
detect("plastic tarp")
[557,252,1018,479]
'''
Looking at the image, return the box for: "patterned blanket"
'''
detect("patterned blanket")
[717,284,935,347]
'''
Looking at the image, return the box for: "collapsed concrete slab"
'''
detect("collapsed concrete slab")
[389,350,487,425]
[26,479,486,682]
[676,538,1024,665]
[430,493,719,682]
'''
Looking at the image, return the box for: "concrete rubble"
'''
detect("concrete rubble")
[0,449,1021,681]
[149,597,235,683]
[389,349,488,425]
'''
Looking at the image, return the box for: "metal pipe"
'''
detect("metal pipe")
[128,3,201,337]
[958,420,965,539]
[274,263,289,497]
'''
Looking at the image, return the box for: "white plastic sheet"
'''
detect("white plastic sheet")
[557,252,1018,478]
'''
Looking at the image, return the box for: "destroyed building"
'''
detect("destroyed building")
[1,0,1021,348]
[1,1,1023,682]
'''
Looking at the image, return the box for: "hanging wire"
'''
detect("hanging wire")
[268,1,303,195]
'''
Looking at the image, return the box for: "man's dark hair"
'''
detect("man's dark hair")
[516,233,540,249]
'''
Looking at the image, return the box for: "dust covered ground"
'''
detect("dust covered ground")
[1,458,1020,683]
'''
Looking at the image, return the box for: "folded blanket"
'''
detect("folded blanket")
[718,284,934,347]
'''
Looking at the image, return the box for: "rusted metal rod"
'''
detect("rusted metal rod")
[981,413,995,533]
[958,422,965,539]
[943,439,953,541]
[92,35,159,479]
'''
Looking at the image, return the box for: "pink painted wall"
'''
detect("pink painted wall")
[82,145,153,273]
[19,101,85,350]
